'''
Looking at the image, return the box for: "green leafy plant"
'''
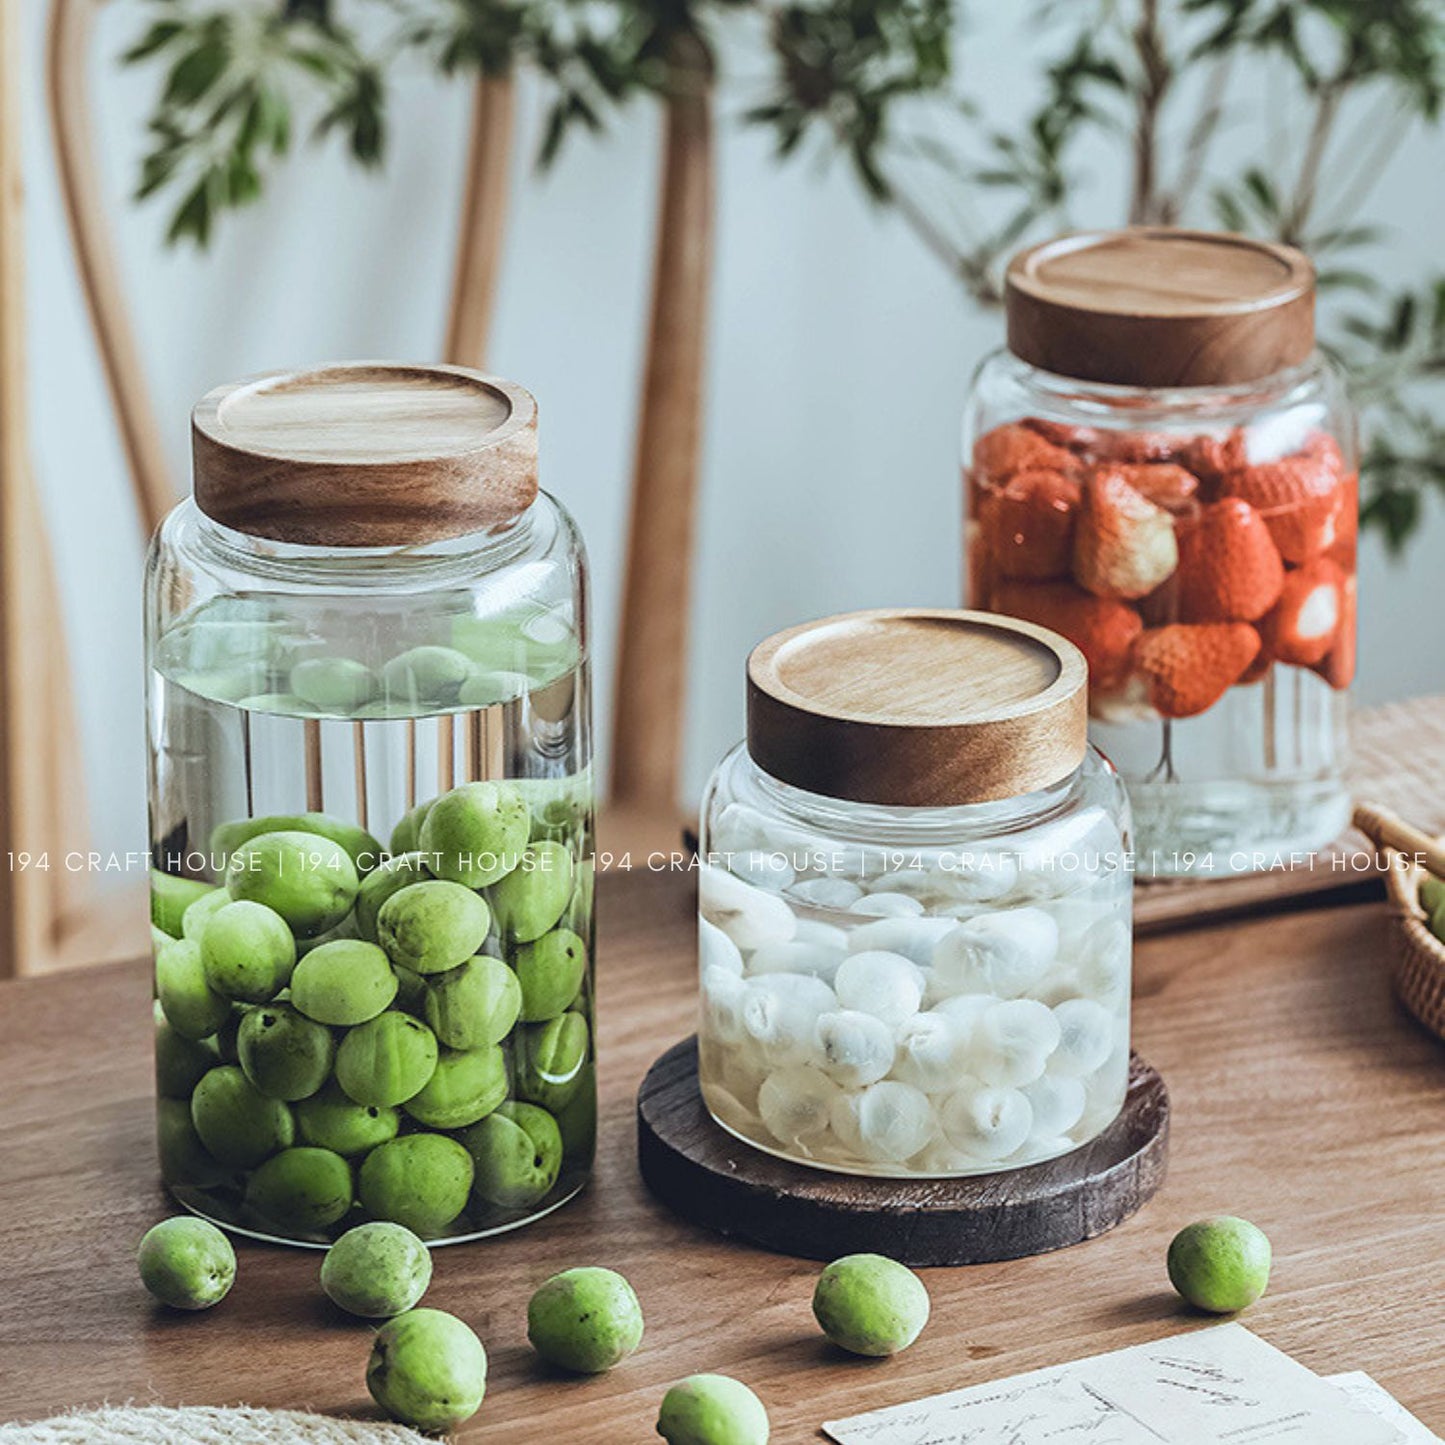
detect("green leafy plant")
[123,0,1445,548]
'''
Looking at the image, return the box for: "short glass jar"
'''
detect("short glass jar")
[964,230,1357,876]
[697,610,1133,1178]
[146,364,596,1246]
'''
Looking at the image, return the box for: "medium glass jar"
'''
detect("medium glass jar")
[146,364,596,1246]
[697,609,1133,1178]
[964,230,1356,876]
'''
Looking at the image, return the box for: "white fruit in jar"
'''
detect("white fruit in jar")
[758,1065,839,1147]
[747,939,846,984]
[932,907,1059,999]
[852,1080,936,1163]
[940,1083,1033,1160]
[1050,998,1117,1077]
[968,998,1061,1087]
[794,918,850,951]
[815,1010,896,1088]
[1022,1073,1086,1137]
[846,916,956,970]
[892,1011,969,1093]
[700,864,797,951]
[788,877,864,910]
[834,951,924,1027]
[700,964,747,1045]
[699,917,744,977]
[733,848,796,892]
[741,972,835,1065]
[849,892,926,919]
[935,853,1018,904]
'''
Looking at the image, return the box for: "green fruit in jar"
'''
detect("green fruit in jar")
[424,956,521,1050]
[1167,1217,1272,1313]
[190,1064,295,1168]
[657,1375,770,1445]
[156,1098,229,1187]
[457,670,529,707]
[137,1217,236,1311]
[225,830,359,938]
[290,940,398,1026]
[154,1004,219,1098]
[295,1083,400,1156]
[213,1005,246,1064]
[811,1254,930,1356]
[377,879,491,975]
[403,1045,509,1130]
[238,692,319,715]
[237,1002,335,1100]
[359,1134,474,1238]
[244,1146,353,1231]
[381,646,474,708]
[418,782,530,889]
[464,1101,562,1209]
[322,1222,432,1318]
[513,928,586,1022]
[335,1012,439,1107]
[516,1012,589,1111]
[155,937,232,1041]
[389,801,434,857]
[180,888,229,942]
[150,871,216,939]
[367,1308,486,1431]
[289,656,378,713]
[391,965,428,1017]
[199,900,297,1003]
[526,1267,643,1374]
[212,812,385,877]
[451,610,577,680]
[356,852,431,942]
[489,841,575,944]
[553,1062,598,1161]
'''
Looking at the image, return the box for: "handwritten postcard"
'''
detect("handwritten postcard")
[1327,1372,1441,1445]
[823,1325,1404,1445]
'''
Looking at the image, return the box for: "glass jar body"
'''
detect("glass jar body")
[696,745,1133,1178]
[145,494,596,1246]
[963,351,1356,876]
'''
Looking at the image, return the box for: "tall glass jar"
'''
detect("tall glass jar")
[146,364,596,1245]
[697,610,1133,1178]
[964,230,1356,876]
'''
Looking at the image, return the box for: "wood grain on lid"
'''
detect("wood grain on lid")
[192,362,538,546]
[1006,228,1316,388]
[746,609,1088,807]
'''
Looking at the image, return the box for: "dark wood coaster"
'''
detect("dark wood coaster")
[637,1037,1169,1267]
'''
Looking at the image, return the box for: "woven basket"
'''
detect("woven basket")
[1382,854,1445,1040]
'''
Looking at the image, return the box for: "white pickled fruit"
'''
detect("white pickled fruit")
[937,854,1018,904]
[1022,1073,1086,1137]
[853,1080,935,1163]
[699,918,744,978]
[834,951,923,1028]
[742,973,835,1065]
[892,1012,967,1093]
[932,907,1059,998]
[849,892,925,919]
[846,917,955,970]
[699,865,797,952]
[815,1010,895,1088]
[700,965,747,1045]
[789,877,863,910]
[940,1083,1032,1160]
[969,999,1061,1087]
[758,1065,838,1147]
[1051,998,1116,1077]
[864,869,932,898]
[735,849,795,892]
[794,918,850,951]
[747,939,845,984]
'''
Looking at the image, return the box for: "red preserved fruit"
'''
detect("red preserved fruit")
[1260,557,1345,667]
[1105,462,1199,513]
[1221,452,1344,564]
[1134,623,1261,719]
[979,468,1082,580]
[1175,498,1285,623]
[972,422,1076,481]
[991,580,1143,692]
[1072,468,1178,600]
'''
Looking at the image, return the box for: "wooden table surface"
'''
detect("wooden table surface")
[2,869,1443,1440]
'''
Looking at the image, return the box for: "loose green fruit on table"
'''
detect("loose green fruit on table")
[237,1003,335,1100]
[465,1101,563,1208]
[225,831,359,939]
[1168,1216,1272,1313]
[358,1133,475,1238]
[290,940,398,1025]
[377,879,491,975]
[656,1375,770,1445]
[321,1222,432,1318]
[137,1216,236,1311]
[244,1146,354,1232]
[812,1253,930,1357]
[419,781,530,888]
[527,1266,644,1374]
[367,1307,487,1431]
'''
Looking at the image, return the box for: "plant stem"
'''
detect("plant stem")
[1162,52,1232,224]
[1282,81,1342,244]
[1128,0,1172,225]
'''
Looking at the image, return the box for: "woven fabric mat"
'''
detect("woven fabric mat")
[0,1406,428,1445]
[1136,693,1445,933]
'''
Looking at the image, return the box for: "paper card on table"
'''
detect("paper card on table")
[1328,1372,1442,1444]
[823,1324,1403,1445]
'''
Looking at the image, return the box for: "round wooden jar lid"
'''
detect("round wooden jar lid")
[192,362,538,546]
[746,609,1088,807]
[1006,228,1316,388]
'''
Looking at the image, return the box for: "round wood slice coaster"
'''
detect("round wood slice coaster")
[637,1037,1169,1267]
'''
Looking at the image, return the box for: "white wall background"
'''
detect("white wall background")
[17,5,1445,866]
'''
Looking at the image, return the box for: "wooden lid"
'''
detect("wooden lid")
[746,609,1088,807]
[192,363,539,546]
[1005,229,1315,387]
